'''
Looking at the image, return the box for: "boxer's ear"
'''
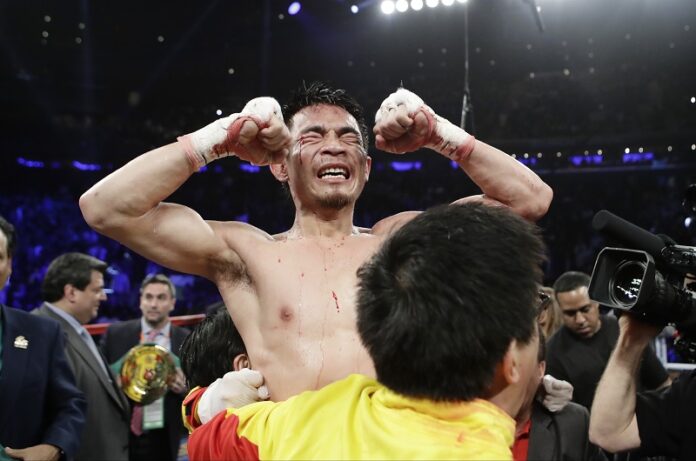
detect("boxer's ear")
[270,163,288,182]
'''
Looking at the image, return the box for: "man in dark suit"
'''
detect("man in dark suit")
[514,327,607,461]
[0,216,86,461]
[33,252,130,461]
[102,274,189,461]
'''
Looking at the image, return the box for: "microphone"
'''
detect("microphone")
[523,0,545,33]
[592,210,666,258]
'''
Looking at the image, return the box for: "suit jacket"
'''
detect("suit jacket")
[0,304,86,459]
[101,318,189,461]
[33,303,130,461]
[528,400,608,461]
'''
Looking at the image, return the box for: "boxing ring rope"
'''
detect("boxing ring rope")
[85,314,206,336]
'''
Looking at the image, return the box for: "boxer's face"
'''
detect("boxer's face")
[285,104,371,210]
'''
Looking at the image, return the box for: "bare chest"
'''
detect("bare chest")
[227,235,382,330]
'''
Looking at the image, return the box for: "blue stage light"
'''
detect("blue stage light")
[288,2,301,15]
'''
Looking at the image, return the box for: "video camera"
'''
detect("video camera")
[588,209,696,361]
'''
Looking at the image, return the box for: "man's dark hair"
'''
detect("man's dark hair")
[283,81,370,149]
[0,215,17,257]
[180,302,246,388]
[357,203,545,402]
[41,252,108,303]
[140,273,176,299]
[552,271,591,297]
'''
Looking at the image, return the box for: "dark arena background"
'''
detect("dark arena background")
[1,0,695,321]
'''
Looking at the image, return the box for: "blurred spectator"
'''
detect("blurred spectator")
[32,253,130,461]
[0,216,86,461]
[513,326,607,461]
[545,271,670,410]
[538,286,563,339]
[101,274,189,461]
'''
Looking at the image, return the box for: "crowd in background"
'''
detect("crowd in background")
[1,162,694,321]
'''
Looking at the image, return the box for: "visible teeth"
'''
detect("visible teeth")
[319,167,348,178]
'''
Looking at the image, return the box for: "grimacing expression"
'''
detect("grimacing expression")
[140,282,175,327]
[556,285,601,339]
[283,104,371,210]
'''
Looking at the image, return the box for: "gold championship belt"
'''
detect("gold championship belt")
[120,344,176,405]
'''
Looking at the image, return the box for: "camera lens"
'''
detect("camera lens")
[610,261,646,307]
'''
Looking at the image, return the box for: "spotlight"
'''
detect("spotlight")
[381,1,395,14]
[442,0,454,5]
[288,2,301,15]
[691,96,695,104]
[426,0,439,7]
[351,5,359,13]
[411,0,424,10]
[216,109,223,116]
[624,148,630,154]
[395,0,409,12]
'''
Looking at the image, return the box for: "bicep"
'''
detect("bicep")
[107,202,245,280]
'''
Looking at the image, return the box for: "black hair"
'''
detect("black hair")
[180,302,247,388]
[283,81,370,149]
[41,252,107,302]
[0,215,17,257]
[357,203,545,402]
[552,271,591,296]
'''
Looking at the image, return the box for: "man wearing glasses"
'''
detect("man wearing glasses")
[545,271,670,411]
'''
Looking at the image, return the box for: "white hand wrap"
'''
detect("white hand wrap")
[540,374,574,413]
[375,88,476,161]
[196,369,270,424]
[177,97,283,171]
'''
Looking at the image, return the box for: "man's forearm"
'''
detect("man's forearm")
[453,140,553,220]
[589,331,648,452]
[80,142,193,231]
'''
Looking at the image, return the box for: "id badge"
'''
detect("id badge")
[142,397,165,430]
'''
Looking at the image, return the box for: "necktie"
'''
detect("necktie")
[130,405,144,436]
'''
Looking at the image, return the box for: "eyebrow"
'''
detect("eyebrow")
[299,125,361,138]
[562,304,593,314]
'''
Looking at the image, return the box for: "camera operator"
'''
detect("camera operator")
[589,312,690,459]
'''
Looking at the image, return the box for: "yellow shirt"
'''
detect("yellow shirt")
[188,374,514,460]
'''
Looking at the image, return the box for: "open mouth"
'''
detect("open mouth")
[317,166,350,180]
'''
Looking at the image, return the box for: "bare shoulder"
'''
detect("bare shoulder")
[371,211,422,236]
[209,220,275,243]
[205,220,275,283]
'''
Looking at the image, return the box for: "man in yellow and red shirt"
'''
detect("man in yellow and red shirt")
[185,203,547,460]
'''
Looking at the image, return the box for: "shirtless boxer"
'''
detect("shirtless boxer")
[80,83,553,401]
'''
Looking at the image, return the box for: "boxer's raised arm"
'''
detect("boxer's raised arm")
[373,88,552,221]
[80,97,290,279]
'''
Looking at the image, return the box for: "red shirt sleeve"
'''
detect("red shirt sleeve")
[188,410,260,461]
